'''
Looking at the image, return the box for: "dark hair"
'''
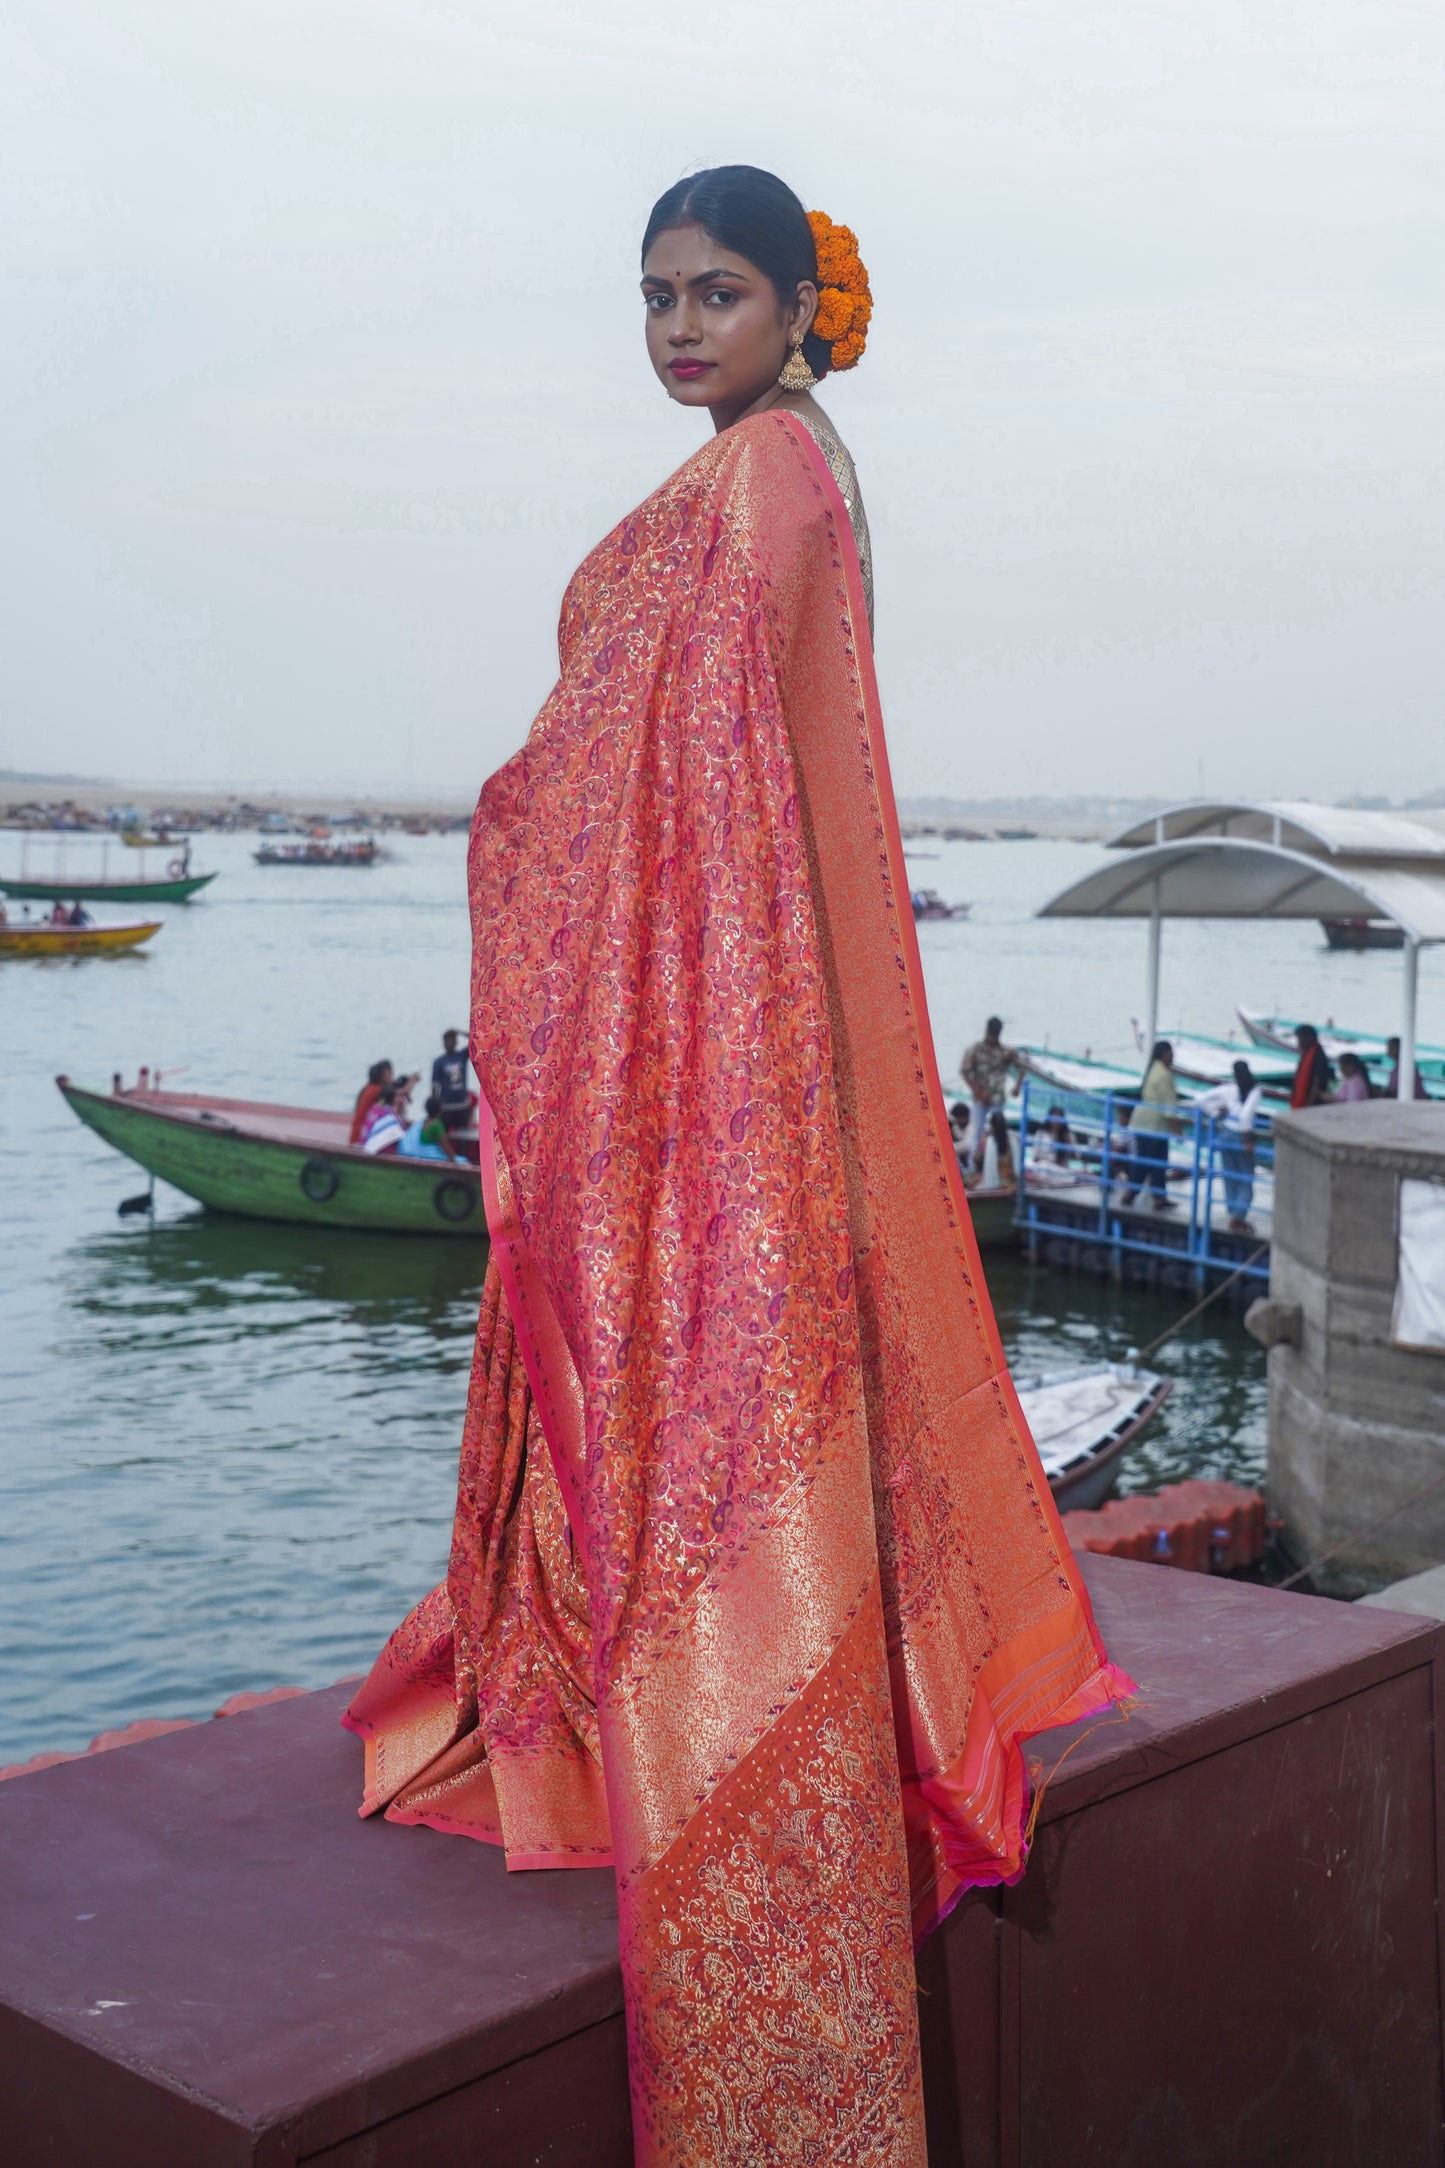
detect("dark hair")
[425,1091,442,1117]
[986,1015,1004,1036]
[1232,1059,1256,1093]
[1296,1024,1318,1048]
[368,1059,391,1086]
[1148,1039,1172,1068]
[641,165,832,380]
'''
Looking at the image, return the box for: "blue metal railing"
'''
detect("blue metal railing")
[1014,1077,1273,1282]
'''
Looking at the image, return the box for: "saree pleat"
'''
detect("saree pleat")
[345,410,1130,2165]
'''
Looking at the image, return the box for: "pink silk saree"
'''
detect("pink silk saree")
[344,410,1132,2165]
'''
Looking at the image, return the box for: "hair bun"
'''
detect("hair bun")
[806,211,872,372]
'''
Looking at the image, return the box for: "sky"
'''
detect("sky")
[3,0,1443,804]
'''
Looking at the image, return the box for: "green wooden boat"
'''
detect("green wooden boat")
[3,870,216,903]
[57,1078,485,1237]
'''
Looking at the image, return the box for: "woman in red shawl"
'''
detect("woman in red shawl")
[344,166,1131,2167]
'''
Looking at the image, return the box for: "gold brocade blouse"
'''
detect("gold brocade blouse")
[789,405,875,637]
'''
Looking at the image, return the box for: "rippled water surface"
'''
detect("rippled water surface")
[5,829,1440,1762]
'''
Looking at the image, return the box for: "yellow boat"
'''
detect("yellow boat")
[0,916,161,958]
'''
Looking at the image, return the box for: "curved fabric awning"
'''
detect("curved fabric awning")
[1040,838,1445,946]
[1108,800,1445,863]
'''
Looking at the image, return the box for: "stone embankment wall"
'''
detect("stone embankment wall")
[1263,1103,1445,1593]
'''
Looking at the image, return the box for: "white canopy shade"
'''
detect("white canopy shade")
[1039,828,1444,1101]
[1041,838,1445,947]
[1108,800,1445,863]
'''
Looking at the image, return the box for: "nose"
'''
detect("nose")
[667,300,701,346]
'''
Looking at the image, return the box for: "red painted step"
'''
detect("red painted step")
[1063,1480,1266,1573]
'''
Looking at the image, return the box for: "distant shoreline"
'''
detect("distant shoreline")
[1,781,478,833]
[2,779,1151,841]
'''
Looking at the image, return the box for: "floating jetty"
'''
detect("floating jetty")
[1014,1078,1272,1291]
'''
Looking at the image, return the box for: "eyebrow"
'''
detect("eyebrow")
[640,267,751,288]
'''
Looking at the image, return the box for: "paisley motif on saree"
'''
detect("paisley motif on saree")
[344,410,1132,2165]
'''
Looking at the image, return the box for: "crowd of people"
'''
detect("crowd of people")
[0,899,93,928]
[347,1030,478,1161]
[950,1012,1431,1236]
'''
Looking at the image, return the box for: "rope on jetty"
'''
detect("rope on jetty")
[1278,1467,1445,1591]
[1130,1245,1269,1364]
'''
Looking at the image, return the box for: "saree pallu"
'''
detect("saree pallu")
[345,410,1132,2166]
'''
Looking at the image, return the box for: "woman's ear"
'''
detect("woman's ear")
[791,280,819,342]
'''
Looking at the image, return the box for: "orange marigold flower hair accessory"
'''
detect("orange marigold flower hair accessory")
[806,210,872,373]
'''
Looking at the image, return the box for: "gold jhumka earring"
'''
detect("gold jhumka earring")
[777,332,816,392]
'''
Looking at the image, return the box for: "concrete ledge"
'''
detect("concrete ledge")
[3,1556,1443,2166]
[1360,1563,1445,1621]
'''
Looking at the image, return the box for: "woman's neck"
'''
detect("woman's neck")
[710,384,823,436]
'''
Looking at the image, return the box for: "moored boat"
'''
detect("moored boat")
[2,834,214,904]
[1320,917,1406,951]
[1237,1007,1445,1087]
[1014,1361,1173,1512]
[254,837,380,867]
[1,917,160,958]
[56,1078,484,1236]
[2,870,216,904]
[910,887,970,920]
[1130,1022,1295,1092]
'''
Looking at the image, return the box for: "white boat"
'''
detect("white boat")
[1014,1361,1173,1512]
[1020,1046,1152,1098]
[1237,1008,1445,1086]
[1131,1021,1295,1092]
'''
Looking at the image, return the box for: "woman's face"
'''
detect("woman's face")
[641,222,816,424]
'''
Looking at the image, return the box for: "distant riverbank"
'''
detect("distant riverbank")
[3,780,1165,842]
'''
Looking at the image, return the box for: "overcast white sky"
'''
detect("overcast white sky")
[4,1,1443,802]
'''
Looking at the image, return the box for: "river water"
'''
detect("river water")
[4,829,1440,1764]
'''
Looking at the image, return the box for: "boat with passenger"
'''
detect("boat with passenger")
[1,915,161,958]
[254,836,380,868]
[910,888,970,921]
[1,833,215,904]
[1237,1008,1445,1089]
[56,1076,483,1235]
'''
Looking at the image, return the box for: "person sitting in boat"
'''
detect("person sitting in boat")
[430,1030,477,1131]
[1335,1052,1374,1104]
[1037,1104,1075,1166]
[359,1082,408,1156]
[398,1092,460,1163]
[1384,1037,1431,1101]
[1195,1058,1263,1230]
[350,1060,393,1143]
[1289,1024,1334,1109]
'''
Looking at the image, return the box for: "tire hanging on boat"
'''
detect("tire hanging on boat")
[432,1175,476,1224]
[300,1155,340,1203]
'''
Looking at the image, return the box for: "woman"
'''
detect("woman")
[1038,1103,1076,1166]
[1124,1039,1180,1211]
[1335,1051,1374,1104]
[344,167,1130,2166]
[1290,1023,1334,1108]
[1196,1057,1264,1230]
[396,1090,459,1161]
[358,1080,407,1155]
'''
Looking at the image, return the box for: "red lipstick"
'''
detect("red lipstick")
[668,360,714,380]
